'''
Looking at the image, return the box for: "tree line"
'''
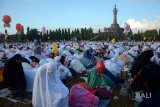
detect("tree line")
[0,27,160,43]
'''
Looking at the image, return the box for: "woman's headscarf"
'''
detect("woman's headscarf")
[32,60,69,107]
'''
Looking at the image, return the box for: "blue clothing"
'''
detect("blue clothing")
[98,98,110,107]
[83,50,93,60]
[104,68,120,84]
[69,50,75,55]
[69,68,78,76]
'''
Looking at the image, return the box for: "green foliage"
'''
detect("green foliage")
[144,29,158,40]
[27,28,40,41]
[126,29,159,41]
[4,27,160,42]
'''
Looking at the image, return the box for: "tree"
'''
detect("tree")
[158,29,160,40]
[49,30,52,36]
[27,27,30,35]
[71,30,74,39]
[62,29,65,36]
[20,26,26,42]
[46,30,49,36]
[55,29,58,40]
[50,30,54,41]
[81,28,84,40]
[22,26,24,35]
[58,28,61,40]
[27,28,39,41]
[68,28,71,40]
[76,28,80,39]
[88,27,93,40]
[144,29,158,40]
[84,27,87,40]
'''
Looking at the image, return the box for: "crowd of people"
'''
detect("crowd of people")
[0,40,160,107]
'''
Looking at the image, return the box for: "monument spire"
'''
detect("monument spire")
[113,4,118,24]
[104,4,123,40]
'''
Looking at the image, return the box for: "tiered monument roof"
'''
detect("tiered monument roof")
[104,4,124,39]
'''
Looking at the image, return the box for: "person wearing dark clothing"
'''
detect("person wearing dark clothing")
[130,63,160,107]
[139,91,160,107]
[29,56,40,63]
[3,54,26,92]
[131,50,153,77]
[21,57,30,64]
[138,64,160,107]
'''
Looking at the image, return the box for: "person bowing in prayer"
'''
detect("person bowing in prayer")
[32,60,69,107]
[87,61,115,107]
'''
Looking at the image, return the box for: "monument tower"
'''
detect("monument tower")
[111,4,119,27]
[104,4,124,40]
[113,4,117,24]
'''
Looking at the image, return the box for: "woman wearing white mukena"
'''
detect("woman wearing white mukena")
[32,60,69,107]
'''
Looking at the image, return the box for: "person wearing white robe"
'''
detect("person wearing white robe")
[69,59,86,73]
[32,60,69,107]
[54,56,72,79]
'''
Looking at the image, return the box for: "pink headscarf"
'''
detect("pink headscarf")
[70,84,99,107]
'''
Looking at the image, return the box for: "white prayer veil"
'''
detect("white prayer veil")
[32,60,69,107]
